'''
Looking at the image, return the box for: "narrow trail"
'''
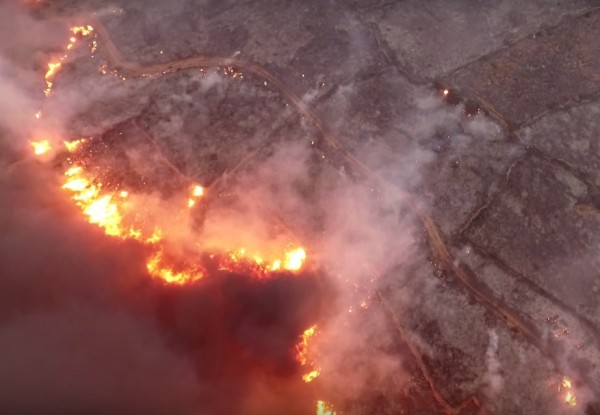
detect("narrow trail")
[88,16,577,413]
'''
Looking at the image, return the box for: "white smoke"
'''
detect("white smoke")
[484,329,504,395]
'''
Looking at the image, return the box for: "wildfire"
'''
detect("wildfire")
[44,25,94,96]
[45,63,62,78]
[316,400,337,415]
[30,22,331,412]
[63,138,86,152]
[44,62,62,96]
[284,247,307,271]
[62,158,306,282]
[63,165,120,236]
[297,325,316,366]
[565,391,576,406]
[62,163,166,243]
[303,369,320,383]
[31,20,311,286]
[192,184,204,197]
[560,377,577,407]
[187,184,204,208]
[222,246,308,276]
[296,324,320,383]
[59,157,309,284]
[146,250,203,285]
[260,247,306,273]
[71,25,94,36]
[30,140,52,155]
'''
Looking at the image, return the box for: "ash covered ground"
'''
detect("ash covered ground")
[1,1,600,414]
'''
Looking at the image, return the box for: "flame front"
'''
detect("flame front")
[296,324,321,383]
[61,160,182,286]
[44,62,62,96]
[57,148,308,285]
[43,25,94,96]
[63,165,127,237]
[146,250,203,285]
[297,325,316,366]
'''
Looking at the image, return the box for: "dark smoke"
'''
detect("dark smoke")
[0,157,330,414]
[153,263,328,414]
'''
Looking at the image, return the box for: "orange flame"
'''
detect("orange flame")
[71,25,94,36]
[45,62,62,79]
[187,184,204,208]
[560,377,577,407]
[296,324,320,383]
[222,246,308,276]
[64,138,86,152]
[57,159,308,285]
[43,25,94,96]
[284,247,306,271]
[146,250,203,285]
[302,369,320,383]
[61,164,173,245]
[44,62,62,96]
[297,325,316,366]
[30,140,52,155]
[565,391,576,406]
[192,184,204,197]
[316,400,336,415]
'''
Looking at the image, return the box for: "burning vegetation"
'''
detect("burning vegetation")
[25,18,338,414]
[15,4,592,414]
